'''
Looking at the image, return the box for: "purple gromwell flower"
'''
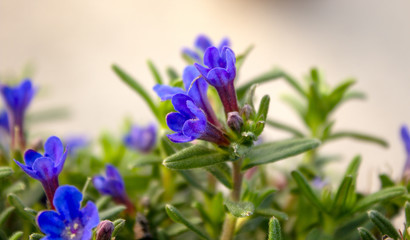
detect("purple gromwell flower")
[93,164,135,214]
[14,136,67,209]
[401,125,410,181]
[182,34,231,63]
[194,47,238,115]
[37,185,99,240]
[124,123,157,154]
[0,79,36,150]
[166,94,229,146]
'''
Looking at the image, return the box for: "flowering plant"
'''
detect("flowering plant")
[0,34,407,240]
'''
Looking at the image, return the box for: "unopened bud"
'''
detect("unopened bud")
[227,111,243,133]
[240,104,253,120]
[96,220,114,240]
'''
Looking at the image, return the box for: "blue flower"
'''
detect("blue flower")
[401,125,410,181]
[14,136,67,209]
[166,93,229,146]
[0,79,36,149]
[195,47,238,115]
[124,123,157,153]
[65,136,89,156]
[93,164,135,213]
[182,34,231,63]
[154,66,220,126]
[37,185,99,240]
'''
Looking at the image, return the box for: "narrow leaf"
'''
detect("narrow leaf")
[112,64,160,120]
[327,131,388,148]
[332,175,354,212]
[165,204,211,240]
[352,186,406,212]
[112,219,126,237]
[0,167,13,178]
[147,60,163,84]
[177,170,211,195]
[256,95,270,122]
[368,210,400,239]
[8,231,23,240]
[268,217,282,240]
[29,233,45,240]
[357,227,377,240]
[205,163,233,189]
[7,194,37,227]
[163,144,230,170]
[224,200,255,218]
[0,207,14,226]
[99,205,126,220]
[266,119,305,137]
[255,208,288,221]
[405,202,410,229]
[291,171,327,213]
[237,68,283,98]
[242,138,320,170]
[345,155,361,177]
[281,71,307,97]
[166,67,179,82]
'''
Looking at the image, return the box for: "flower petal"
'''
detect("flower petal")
[19,79,35,109]
[80,201,100,229]
[32,157,56,181]
[402,125,410,154]
[0,110,9,133]
[171,94,195,118]
[53,185,82,222]
[153,84,185,101]
[24,149,42,167]
[44,136,64,162]
[92,176,109,194]
[37,210,65,236]
[203,47,225,68]
[224,47,236,80]
[167,133,195,143]
[182,119,206,138]
[106,165,123,183]
[194,63,211,80]
[182,48,201,63]
[54,151,67,176]
[14,159,39,180]
[195,35,213,52]
[166,112,187,132]
[218,38,231,51]
[182,66,200,91]
[205,68,231,87]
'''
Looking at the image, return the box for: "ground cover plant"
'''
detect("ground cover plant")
[0,35,409,240]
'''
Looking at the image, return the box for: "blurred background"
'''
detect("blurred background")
[1,0,410,191]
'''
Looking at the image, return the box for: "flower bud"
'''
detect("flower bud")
[96,220,114,240]
[240,104,254,120]
[227,111,243,133]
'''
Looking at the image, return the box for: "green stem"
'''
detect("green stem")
[220,159,243,240]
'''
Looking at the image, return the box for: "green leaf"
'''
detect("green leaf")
[357,227,377,240]
[243,84,257,108]
[344,155,361,177]
[332,175,354,213]
[368,210,400,239]
[379,174,395,188]
[242,138,320,170]
[0,167,13,178]
[29,233,45,240]
[8,231,23,240]
[96,196,111,210]
[327,79,356,111]
[291,170,327,213]
[236,68,283,99]
[352,186,406,212]
[205,163,233,189]
[256,95,270,122]
[112,64,160,121]
[166,67,179,82]
[177,170,211,195]
[281,71,307,97]
[165,204,211,240]
[266,118,305,137]
[268,217,282,240]
[163,144,230,170]
[0,207,14,226]
[112,219,126,237]
[405,202,410,229]
[255,208,288,221]
[342,91,366,103]
[7,194,37,227]
[224,200,254,218]
[327,131,388,148]
[99,205,126,220]
[147,60,163,84]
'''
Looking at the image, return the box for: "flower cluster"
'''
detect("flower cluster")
[14,136,67,209]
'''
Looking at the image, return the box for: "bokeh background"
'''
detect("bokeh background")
[1,0,410,191]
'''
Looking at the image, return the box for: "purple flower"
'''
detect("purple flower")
[0,109,9,133]
[65,136,89,156]
[154,66,220,126]
[124,123,157,153]
[166,93,229,146]
[14,136,67,209]
[37,185,99,240]
[0,79,36,149]
[182,34,231,63]
[312,177,328,189]
[401,125,410,181]
[195,47,238,115]
[93,164,135,213]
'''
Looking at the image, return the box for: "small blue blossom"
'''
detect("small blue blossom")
[154,66,220,126]
[14,136,67,209]
[401,125,410,181]
[166,93,229,146]
[195,47,238,115]
[0,79,36,149]
[182,34,231,63]
[93,164,135,213]
[65,136,89,156]
[37,185,99,240]
[0,109,9,133]
[312,177,328,189]
[124,123,157,153]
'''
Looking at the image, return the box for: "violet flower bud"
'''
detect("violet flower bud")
[96,220,114,240]
[227,111,243,133]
